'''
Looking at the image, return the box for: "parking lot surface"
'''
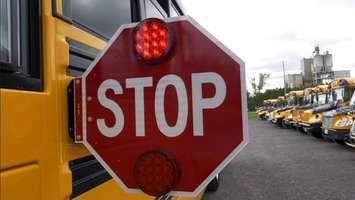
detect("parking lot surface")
[204,120,355,200]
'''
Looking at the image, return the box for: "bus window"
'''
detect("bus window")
[1,0,19,69]
[62,0,132,39]
[0,0,41,91]
[0,0,11,64]
[144,0,167,19]
[170,2,180,17]
[350,92,355,106]
[317,93,327,105]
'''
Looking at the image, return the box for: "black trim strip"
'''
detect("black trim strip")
[171,0,184,15]
[71,19,110,41]
[0,61,18,73]
[69,46,97,60]
[131,0,142,22]
[155,195,172,200]
[0,73,42,91]
[69,155,112,198]
[67,80,75,140]
[66,38,99,77]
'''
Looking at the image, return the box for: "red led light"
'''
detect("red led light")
[133,150,179,197]
[133,18,171,62]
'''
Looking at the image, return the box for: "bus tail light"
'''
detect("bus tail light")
[133,150,179,196]
[133,18,172,63]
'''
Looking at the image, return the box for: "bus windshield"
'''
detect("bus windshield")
[317,94,327,105]
[331,87,352,103]
[304,95,312,105]
[350,92,355,106]
[288,97,295,106]
[297,97,304,106]
[275,102,282,108]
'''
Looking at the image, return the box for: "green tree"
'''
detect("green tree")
[247,86,304,111]
[250,73,270,95]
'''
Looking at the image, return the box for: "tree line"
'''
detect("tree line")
[247,73,303,111]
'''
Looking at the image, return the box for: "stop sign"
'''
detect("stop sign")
[73,16,248,196]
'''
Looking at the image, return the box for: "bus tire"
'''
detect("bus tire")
[311,132,323,139]
[207,175,219,192]
[334,139,345,145]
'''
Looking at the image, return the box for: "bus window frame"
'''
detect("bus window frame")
[142,0,168,19]
[52,0,184,40]
[0,0,42,91]
[170,0,183,17]
[52,0,142,41]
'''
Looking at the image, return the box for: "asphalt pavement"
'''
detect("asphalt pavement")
[204,119,355,200]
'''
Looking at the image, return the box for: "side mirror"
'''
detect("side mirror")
[335,99,343,107]
[350,105,355,112]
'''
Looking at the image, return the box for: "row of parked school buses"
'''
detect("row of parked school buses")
[256,78,355,148]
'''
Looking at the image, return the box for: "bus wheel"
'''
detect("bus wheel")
[297,126,305,134]
[311,132,323,139]
[334,139,345,145]
[281,121,287,128]
[207,175,219,192]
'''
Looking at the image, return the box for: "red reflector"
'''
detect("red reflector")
[133,150,179,196]
[133,18,171,63]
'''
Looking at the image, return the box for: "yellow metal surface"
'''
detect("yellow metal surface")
[321,78,355,134]
[298,85,330,127]
[1,90,43,169]
[330,78,355,89]
[0,1,204,200]
[257,110,267,117]
[56,0,63,14]
[300,110,313,125]
[0,164,41,200]
[75,180,203,200]
[303,87,315,96]
[323,115,353,132]
[289,90,304,97]
[74,180,155,200]
[314,85,329,94]
[174,193,205,200]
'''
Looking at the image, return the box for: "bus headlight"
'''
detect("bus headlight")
[335,119,353,127]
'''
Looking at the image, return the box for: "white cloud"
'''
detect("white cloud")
[180,0,355,91]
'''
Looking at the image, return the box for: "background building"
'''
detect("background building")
[334,70,351,79]
[301,58,313,85]
[311,47,334,85]
[287,46,350,88]
[286,74,303,88]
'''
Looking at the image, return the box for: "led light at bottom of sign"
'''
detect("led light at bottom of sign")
[133,150,179,196]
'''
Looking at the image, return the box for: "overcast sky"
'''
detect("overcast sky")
[180,0,355,91]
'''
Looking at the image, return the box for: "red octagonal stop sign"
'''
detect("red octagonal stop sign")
[73,16,248,196]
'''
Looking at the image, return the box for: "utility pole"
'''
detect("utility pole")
[282,61,286,96]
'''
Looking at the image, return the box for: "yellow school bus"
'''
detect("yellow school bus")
[346,107,355,148]
[282,91,299,128]
[322,78,355,144]
[0,0,204,199]
[273,93,294,127]
[265,99,279,121]
[298,85,330,138]
[270,96,287,125]
[294,87,316,132]
[255,101,266,119]
[257,99,272,120]
[282,90,304,128]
